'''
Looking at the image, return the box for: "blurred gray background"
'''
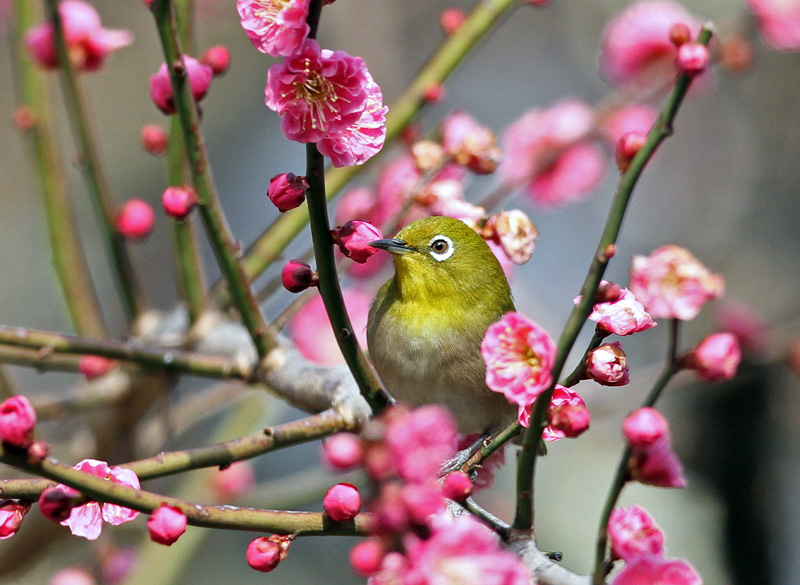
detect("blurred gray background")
[1,0,799,583]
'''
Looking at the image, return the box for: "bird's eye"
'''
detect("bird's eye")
[428,235,454,262]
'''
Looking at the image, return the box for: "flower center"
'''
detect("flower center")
[254,0,289,19]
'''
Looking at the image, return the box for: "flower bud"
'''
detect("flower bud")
[684,332,742,382]
[267,173,308,213]
[441,111,501,175]
[321,432,363,471]
[349,538,385,577]
[0,395,37,448]
[422,83,445,103]
[720,37,752,73]
[27,440,50,464]
[608,505,664,562]
[628,435,686,488]
[485,209,538,265]
[78,355,115,379]
[615,131,647,172]
[200,45,231,76]
[586,342,630,386]
[281,260,316,293]
[548,404,590,438]
[622,407,668,449]
[210,463,256,501]
[147,505,187,546]
[149,56,213,115]
[39,485,81,522]
[440,8,466,36]
[115,199,155,240]
[246,535,291,572]
[334,220,382,263]
[100,547,137,585]
[323,483,361,522]
[676,43,709,75]
[140,124,168,156]
[13,107,36,131]
[161,186,198,220]
[669,22,692,47]
[0,500,31,540]
[441,471,473,501]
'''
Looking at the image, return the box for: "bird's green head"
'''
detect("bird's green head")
[369,216,512,305]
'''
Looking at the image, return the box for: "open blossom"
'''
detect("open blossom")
[265,39,369,143]
[384,405,458,484]
[611,554,702,585]
[484,210,539,265]
[441,111,501,175]
[586,342,630,386]
[746,0,800,51]
[482,312,556,407]
[580,285,657,336]
[599,0,701,88]
[25,0,132,72]
[608,506,665,561]
[685,332,742,381]
[0,501,31,539]
[149,57,214,116]
[60,459,140,540]
[0,395,37,448]
[629,245,724,321]
[317,72,388,168]
[237,0,310,57]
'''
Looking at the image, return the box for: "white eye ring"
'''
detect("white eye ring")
[428,235,454,262]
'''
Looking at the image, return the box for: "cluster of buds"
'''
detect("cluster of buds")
[623,408,685,488]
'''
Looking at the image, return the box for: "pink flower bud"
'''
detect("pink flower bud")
[676,43,709,75]
[281,259,315,293]
[0,500,31,540]
[349,538,385,577]
[441,471,473,501]
[200,45,231,76]
[586,342,630,386]
[623,407,668,449]
[161,186,198,220]
[0,395,37,448]
[39,485,81,523]
[246,535,291,573]
[27,440,50,464]
[628,435,687,488]
[608,505,664,562]
[323,483,361,522]
[13,107,36,131]
[422,83,445,103]
[140,124,168,156]
[685,332,742,381]
[669,22,692,46]
[267,173,308,212]
[485,209,539,265]
[440,8,466,36]
[720,37,752,73]
[400,481,445,525]
[321,432,363,471]
[115,199,155,240]
[149,56,213,115]
[548,403,590,438]
[334,220,382,263]
[147,505,187,546]
[78,355,114,379]
[615,132,647,172]
[210,463,256,501]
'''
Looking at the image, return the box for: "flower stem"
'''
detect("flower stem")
[44,0,143,323]
[513,24,715,533]
[150,0,276,358]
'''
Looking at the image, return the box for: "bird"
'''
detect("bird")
[367,216,517,436]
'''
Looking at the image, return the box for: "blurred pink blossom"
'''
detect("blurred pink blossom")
[115,199,155,240]
[0,501,30,539]
[746,0,800,51]
[629,435,686,488]
[149,57,213,116]
[441,471,473,501]
[686,332,742,381]
[147,505,187,546]
[623,407,668,449]
[484,209,539,265]
[25,1,132,72]
[629,244,724,321]
[210,463,256,500]
[608,505,665,562]
[0,395,37,448]
[140,124,168,156]
[321,432,363,471]
[265,39,368,143]
[441,111,501,175]
[200,45,231,76]
[482,312,556,408]
[400,480,446,525]
[78,355,115,379]
[601,104,658,145]
[384,405,457,484]
[350,538,386,577]
[49,568,96,585]
[237,0,309,57]
[529,141,606,207]
[714,301,768,354]
[611,554,701,585]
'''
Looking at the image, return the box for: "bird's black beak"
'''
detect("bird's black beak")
[369,238,415,255]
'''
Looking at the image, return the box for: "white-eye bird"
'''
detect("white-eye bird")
[367,216,517,435]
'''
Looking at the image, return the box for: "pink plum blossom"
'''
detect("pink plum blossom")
[200,45,231,76]
[746,0,800,51]
[615,132,647,172]
[289,288,370,365]
[334,220,382,263]
[265,39,369,143]
[384,405,458,484]
[161,186,198,220]
[317,72,388,168]
[401,514,531,585]
[608,505,665,561]
[629,435,686,488]
[548,403,591,438]
[599,0,701,88]
[529,141,606,206]
[140,124,168,156]
[268,172,308,212]
[611,554,702,585]
[323,483,362,522]
[484,209,539,265]
[321,432,363,471]
[246,535,291,572]
[580,285,657,336]
[629,244,724,321]
[147,505,187,546]
[350,538,386,577]
[518,385,587,439]
[237,0,310,57]
[441,471,473,501]
[440,8,466,36]
[281,259,315,293]
[210,463,256,501]
[441,111,501,175]
[25,1,132,72]
[714,301,768,354]
[586,341,630,386]
[115,199,155,240]
[623,407,669,449]
[675,42,709,74]
[601,104,658,145]
[400,481,447,526]
[60,459,140,540]
[438,199,485,228]
[685,332,742,381]
[149,57,213,116]
[0,395,37,448]
[482,312,557,408]
[0,501,30,539]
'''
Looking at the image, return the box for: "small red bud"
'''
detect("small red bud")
[669,22,692,47]
[349,539,385,577]
[39,486,81,522]
[281,259,316,293]
[439,8,466,36]
[13,107,36,131]
[422,83,444,104]
[333,220,382,263]
[27,440,50,464]
[623,407,668,449]
[115,199,155,240]
[201,46,231,76]
[267,173,308,213]
[615,132,647,172]
[78,355,115,379]
[323,483,361,522]
[246,535,291,573]
[140,124,169,155]
[162,185,198,219]
[548,404,590,438]
[321,433,363,470]
[676,43,709,75]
